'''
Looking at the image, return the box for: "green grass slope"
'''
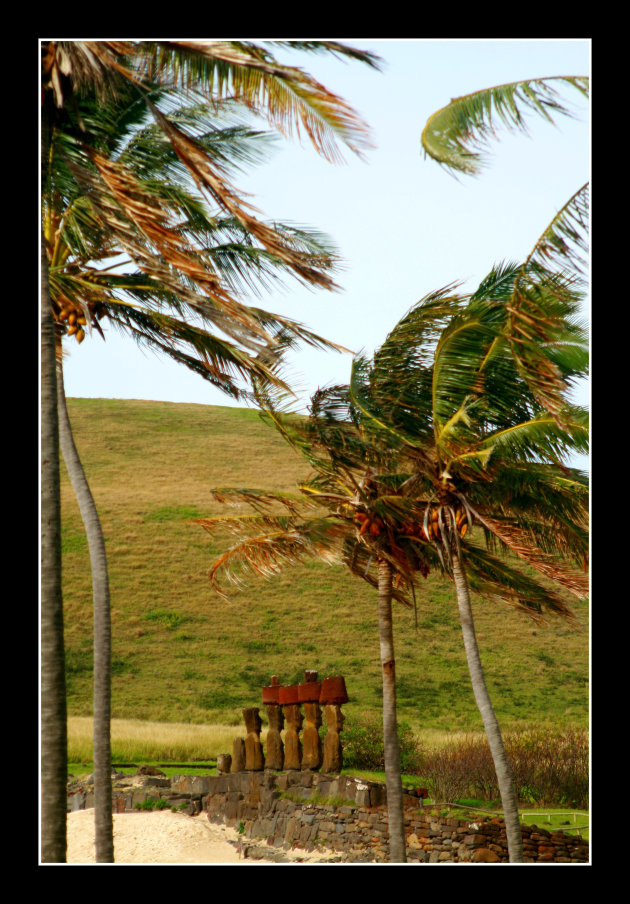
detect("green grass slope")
[60,398,589,732]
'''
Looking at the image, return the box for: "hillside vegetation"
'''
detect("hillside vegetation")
[60,398,589,733]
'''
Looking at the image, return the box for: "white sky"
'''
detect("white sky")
[60,38,590,465]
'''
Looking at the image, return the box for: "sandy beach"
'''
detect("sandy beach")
[65,809,338,864]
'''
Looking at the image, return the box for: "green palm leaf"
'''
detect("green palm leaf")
[526,183,589,278]
[474,408,589,463]
[503,188,589,418]
[421,76,589,176]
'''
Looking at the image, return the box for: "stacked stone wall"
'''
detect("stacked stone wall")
[201,769,589,864]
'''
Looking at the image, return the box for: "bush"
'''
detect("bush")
[507,726,589,809]
[423,727,588,809]
[342,711,424,773]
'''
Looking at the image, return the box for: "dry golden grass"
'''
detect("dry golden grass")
[68,715,487,763]
[68,716,245,763]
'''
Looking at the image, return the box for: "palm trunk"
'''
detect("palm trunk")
[377,558,407,863]
[41,245,67,863]
[451,552,524,862]
[56,362,114,862]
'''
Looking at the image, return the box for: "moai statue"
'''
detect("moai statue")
[243,707,265,771]
[299,670,323,771]
[217,753,232,774]
[263,675,284,771]
[321,704,345,774]
[283,704,303,771]
[301,701,323,771]
[231,736,246,773]
[265,702,285,771]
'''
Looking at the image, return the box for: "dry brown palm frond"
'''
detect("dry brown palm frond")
[194,512,298,541]
[148,102,339,291]
[88,151,233,299]
[508,588,578,624]
[43,39,377,165]
[42,40,138,108]
[475,513,589,599]
[75,151,289,354]
[208,487,323,516]
[205,526,344,597]
[147,39,376,162]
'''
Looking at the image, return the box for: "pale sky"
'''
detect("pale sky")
[60,38,590,466]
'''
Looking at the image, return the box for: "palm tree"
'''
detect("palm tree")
[41,246,67,865]
[55,355,114,860]
[40,38,381,863]
[348,260,588,862]
[418,84,589,859]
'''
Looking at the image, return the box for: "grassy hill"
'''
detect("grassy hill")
[60,398,589,734]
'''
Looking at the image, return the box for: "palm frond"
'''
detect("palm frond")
[195,511,297,535]
[526,183,589,279]
[375,283,468,374]
[463,544,578,623]
[72,148,339,337]
[505,268,588,421]
[471,407,589,467]
[105,312,270,400]
[147,101,339,291]
[267,40,383,70]
[464,255,588,427]
[430,299,521,445]
[473,512,589,599]
[194,220,341,299]
[119,98,279,180]
[43,40,378,162]
[207,487,320,516]
[130,40,377,163]
[201,518,346,597]
[352,285,469,453]
[421,76,589,176]
[42,41,137,108]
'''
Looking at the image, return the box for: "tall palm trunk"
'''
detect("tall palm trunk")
[451,552,524,862]
[377,558,407,863]
[56,362,114,862]
[41,245,67,863]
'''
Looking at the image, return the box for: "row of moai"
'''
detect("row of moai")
[224,672,347,775]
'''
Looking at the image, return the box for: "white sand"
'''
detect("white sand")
[66,809,338,864]
[67,809,244,864]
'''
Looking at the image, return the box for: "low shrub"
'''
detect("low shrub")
[423,727,588,809]
[341,711,424,774]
